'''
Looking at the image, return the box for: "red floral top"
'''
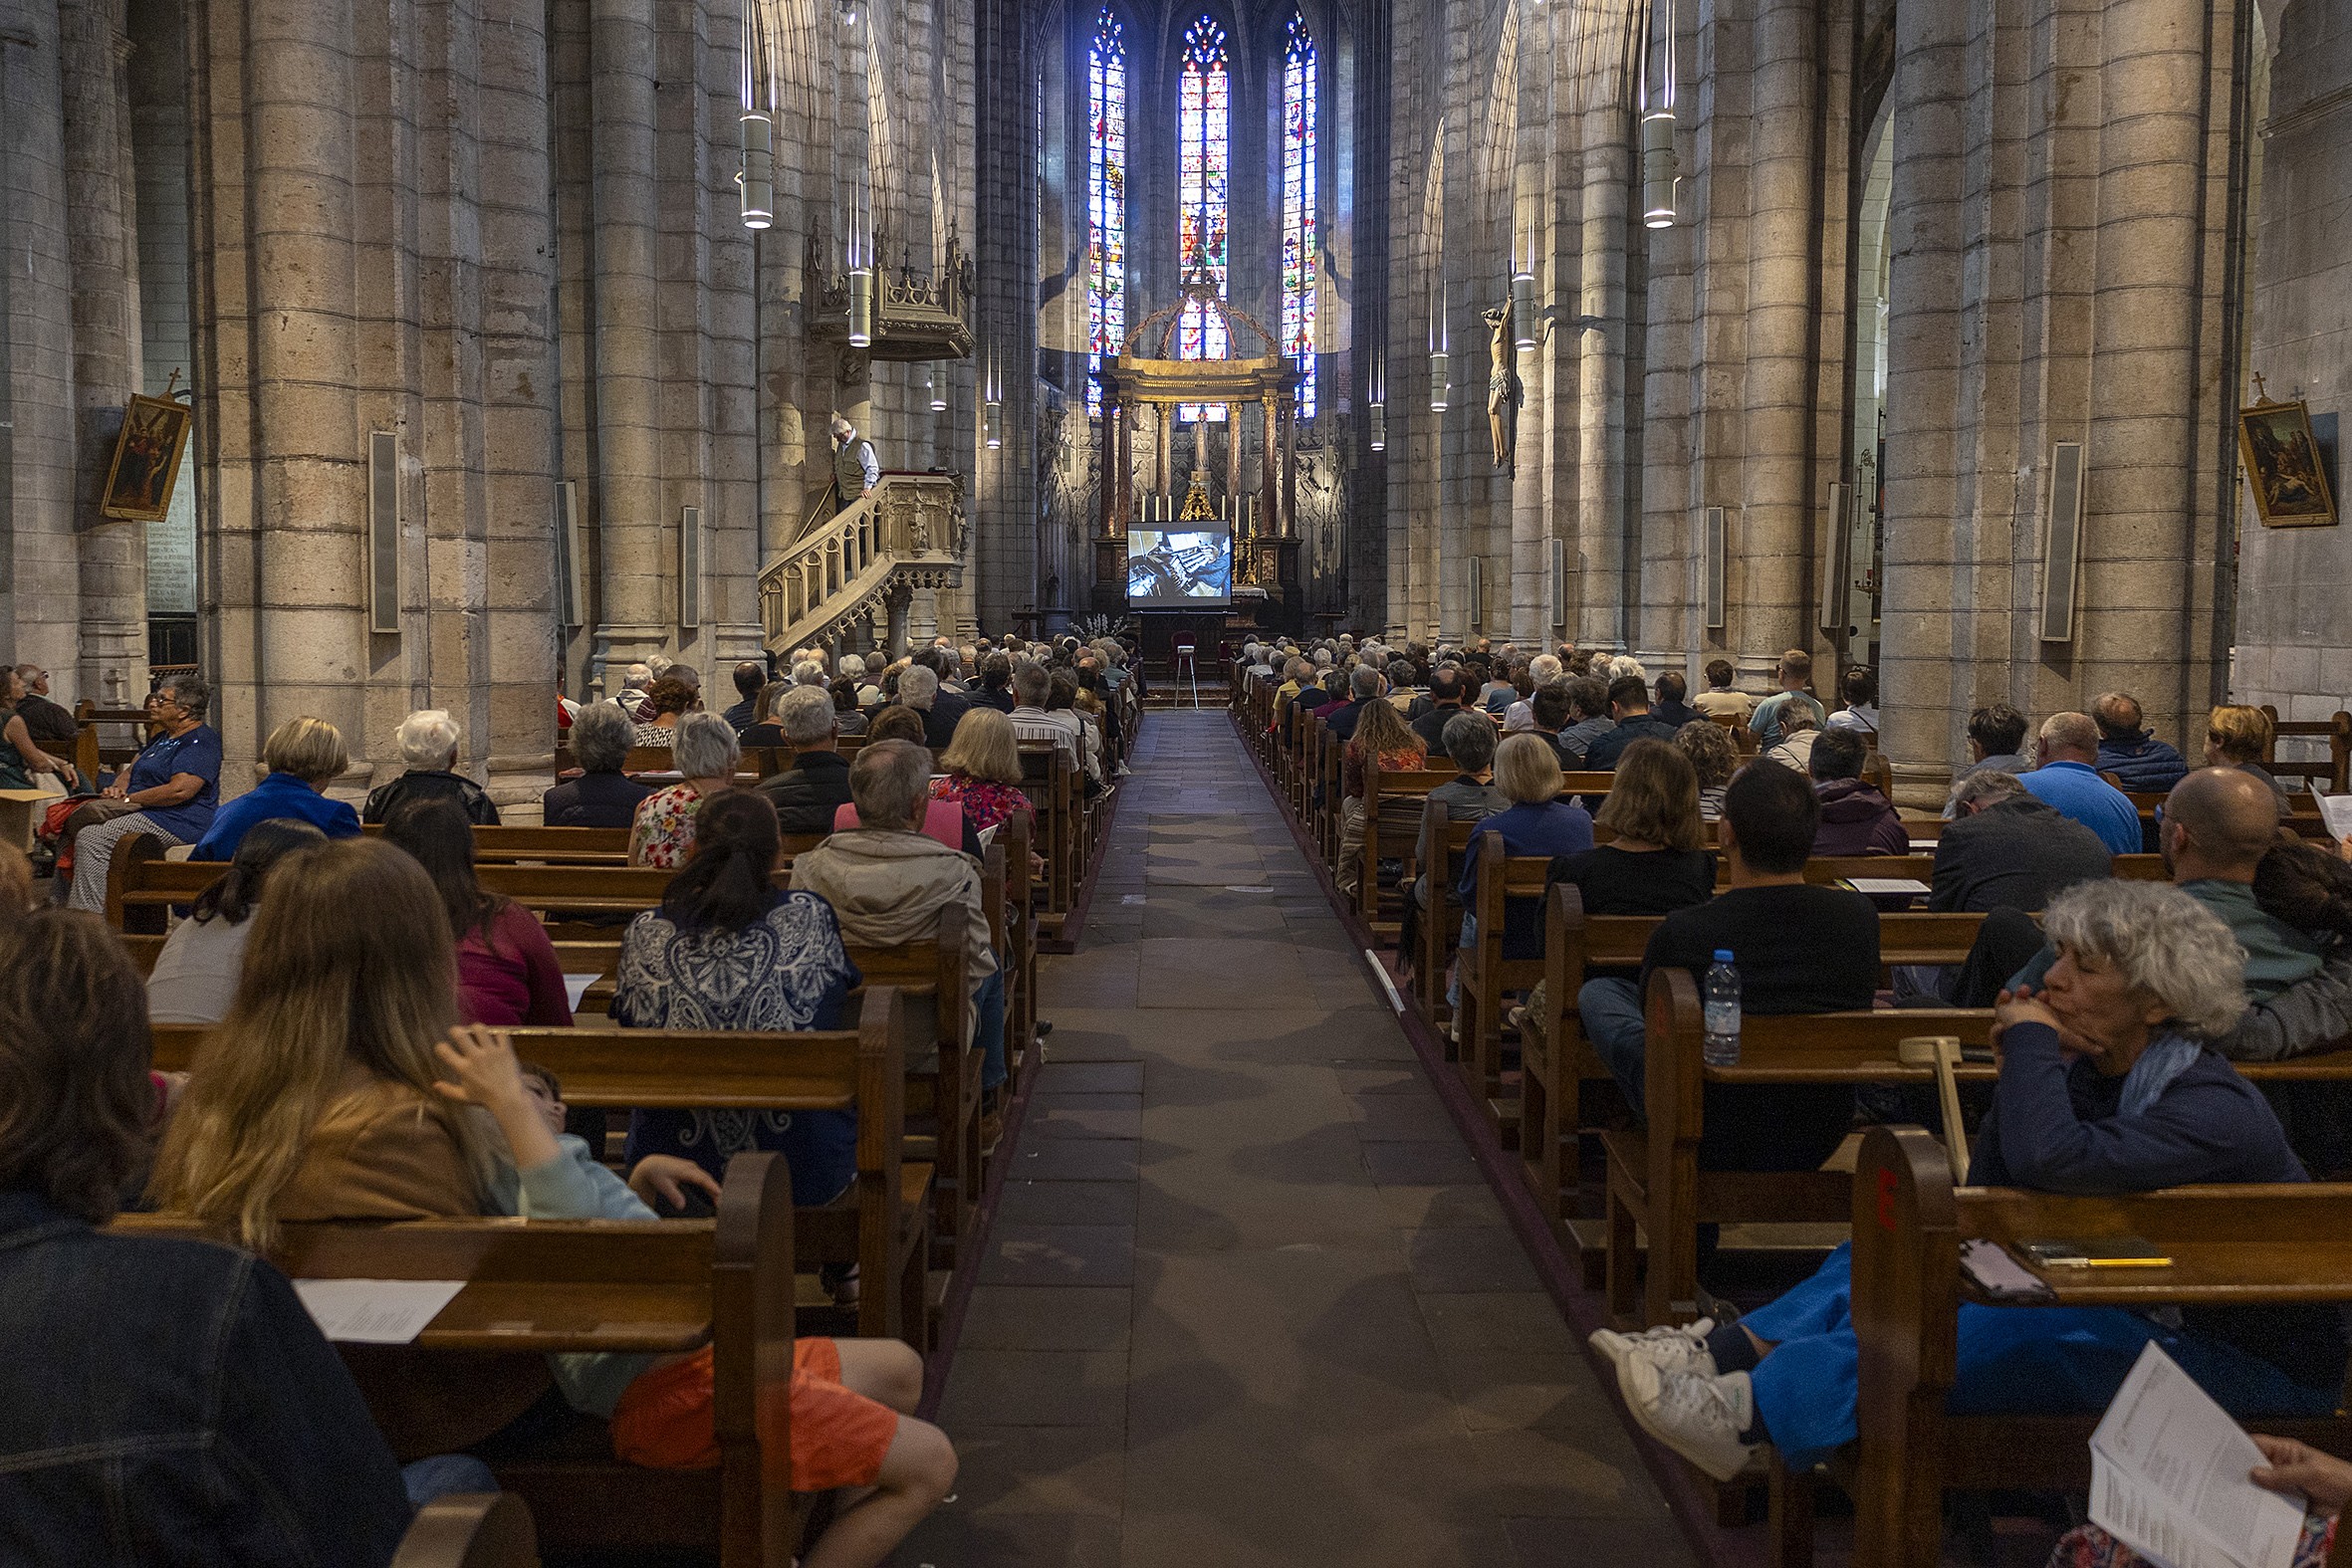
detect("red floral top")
[1343,741,1427,800]
[931,773,1035,834]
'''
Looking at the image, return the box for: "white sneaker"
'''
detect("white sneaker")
[1589,1317,1717,1379]
[1618,1360,1760,1482]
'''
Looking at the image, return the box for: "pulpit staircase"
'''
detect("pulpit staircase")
[759,473,967,656]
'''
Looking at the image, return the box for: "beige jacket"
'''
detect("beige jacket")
[789,828,1000,987]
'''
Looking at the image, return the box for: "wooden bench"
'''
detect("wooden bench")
[356,823,633,864]
[120,1151,809,1565]
[1453,838,1553,1144]
[1354,763,1460,926]
[1409,801,1485,1023]
[1612,971,2352,1333]
[1844,1125,2352,1568]
[1529,893,1992,1263]
[75,699,155,770]
[1018,743,1081,942]
[2262,705,2352,795]
[149,989,928,1347]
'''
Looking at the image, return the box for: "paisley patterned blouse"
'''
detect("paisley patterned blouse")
[612,891,862,1207]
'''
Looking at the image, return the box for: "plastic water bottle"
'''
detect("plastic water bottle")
[1702,950,1743,1066]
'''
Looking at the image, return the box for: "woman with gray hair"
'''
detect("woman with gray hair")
[63,673,225,911]
[1611,876,2347,1486]
[360,708,501,826]
[628,712,741,868]
[543,702,654,828]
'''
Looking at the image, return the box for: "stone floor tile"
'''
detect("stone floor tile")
[935,1348,1130,1430]
[993,1178,1139,1227]
[956,1286,1135,1352]
[979,1223,1137,1287]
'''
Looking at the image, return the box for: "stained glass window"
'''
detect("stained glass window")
[1177,15,1229,422]
[1086,9,1126,416]
[1282,13,1318,419]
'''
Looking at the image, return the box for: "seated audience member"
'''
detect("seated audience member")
[630,712,741,868]
[1410,666,1475,754]
[0,665,78,791]
[1691,659,1754,723]
[149,839,955,1553]
[0,842,31,931]
[64,674,224,912]
[191,717,358,859]
[629,675,700,749]
[1930,770,2113,914]
[865,703,929,747]
[1575,761,1876,1157]
[792,659,827,690]
[2094,690,2191,792]
[2205,703,2292,807]
[1823,666,1879,739]
[722,660,766,732]
[1559,678,1616,763]
[1763,706,1820,774]
[729,681,787,750]
[974,652,1017,713]
[1477,664,1518,714]
[829,677,871,737]
[1336,689,1429,900]
[613,789,861,1206]
[1677,720,1738,820]
[1045,669,1106,787]
[1447,735,1596,1018]
[1324,665,1384,744]
[1748,649,1825,749]
[839,654,881,708]
[2229,839,2352,1176]
[914,649,974,738]
[1651,670,1699,730]
[2049,1437,2347,1568]
[614,660,655,716]
[1807,729,1908,855]
[149,819,329,1025]
[1502,655,1561,731]
[1009,661,1086,781]
[1428,713,1508,821]
[8,662,80,751]
[2018,712,2143,854]
[1581,675,1683,771]
[1605,878,2346,1484]
[385,796,572,1027]
[544,701,655,828]
[1,908,434,1558]
[1549,739,1716,917]
[932,708,1037,834]
[791,741,1012,1137]
[361,708,500,827]
[755,686,854,836]
[1961,701,2030,778]
[892,664,958,751]
[1524,683,1576,764]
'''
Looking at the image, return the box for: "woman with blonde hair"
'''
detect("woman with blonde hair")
[932,707,1034,834]
[190,715,359,859]
[1446,733,1597,1019]
[2205,703,2291,806]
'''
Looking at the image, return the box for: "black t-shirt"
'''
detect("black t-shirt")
[1548,845,1717,917]
[1637,883,1880,1011]
[1411,704,1470,759]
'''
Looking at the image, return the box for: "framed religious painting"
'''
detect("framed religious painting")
[100,393,193,522]
[2236,395,2337,529]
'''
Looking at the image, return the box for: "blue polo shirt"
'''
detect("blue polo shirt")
[2018,761,2142,855]
[124,726,223,843]
[189,770,362,860]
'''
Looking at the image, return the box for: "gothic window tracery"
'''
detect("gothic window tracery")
[1282,12,1317,419]
[1086,8,1127,416]
[1177,14,1229,422]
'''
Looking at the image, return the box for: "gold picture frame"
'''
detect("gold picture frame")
[2236,396,2337,529]
[99,393,193,522]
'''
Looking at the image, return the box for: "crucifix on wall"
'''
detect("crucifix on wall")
[1484,297,1520,471]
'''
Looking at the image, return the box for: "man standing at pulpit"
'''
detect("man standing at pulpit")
[831,415,879,514]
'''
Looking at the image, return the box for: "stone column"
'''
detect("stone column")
[587,0,668,688]
[1575,83,1632,650]
[60,0,147,701]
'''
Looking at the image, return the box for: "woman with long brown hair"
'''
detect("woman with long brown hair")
[1336,680,1427,899]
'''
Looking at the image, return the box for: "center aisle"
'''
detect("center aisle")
[905,711,1693,1568]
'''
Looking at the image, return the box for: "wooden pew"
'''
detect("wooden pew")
[1845,1126,2352,1568]
[75,699,155,769]
[107,836,677,933]
[1528,891,1993,1264]
[1452,838,1552,1143]
[391,1493,539,1568]
[120,1151,808,1565]
[1409,801,1484,1024]
[148,988,927,1349]
[1612,971,2352,1333]
[1018,743,1080,942]
[1354,762,1461,926]
[2262,705,2352,795]
[356,823,633,864]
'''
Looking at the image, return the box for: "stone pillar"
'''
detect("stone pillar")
[587,0,669,688]
[60,0,147,700]
[1575,89,1632,651]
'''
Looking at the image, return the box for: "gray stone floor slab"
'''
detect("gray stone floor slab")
[913,714,1690,1568]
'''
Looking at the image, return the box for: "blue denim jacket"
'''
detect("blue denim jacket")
[0,1190,412,1567]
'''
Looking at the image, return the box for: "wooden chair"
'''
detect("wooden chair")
[2261,705,2352,794]
[1843,1126,2352,1568]
[120,1152,807,1566]
[391,1493,539,1568]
